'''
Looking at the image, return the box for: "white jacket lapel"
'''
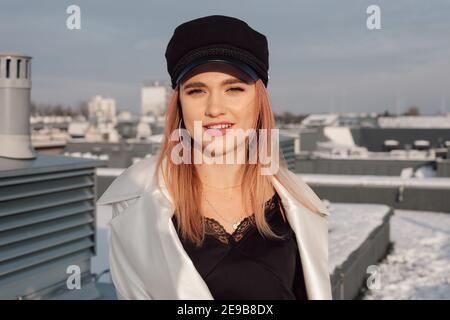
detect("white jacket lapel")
[270,175,331,299]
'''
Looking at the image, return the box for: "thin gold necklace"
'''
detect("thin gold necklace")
[202,182,243,190]
[202,192,247,230]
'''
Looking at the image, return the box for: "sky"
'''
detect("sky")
[1,0,450,115]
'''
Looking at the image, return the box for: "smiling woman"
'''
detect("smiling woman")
[178,62,259,156]
[97,14,332,301]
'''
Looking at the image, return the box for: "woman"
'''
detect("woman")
[97,15,332,300]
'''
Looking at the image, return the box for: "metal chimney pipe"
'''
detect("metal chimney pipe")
[0,52,36,159]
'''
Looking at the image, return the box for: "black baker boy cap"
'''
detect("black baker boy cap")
[165,15,269,89]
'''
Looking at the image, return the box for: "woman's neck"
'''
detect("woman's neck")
[194,163,245,189]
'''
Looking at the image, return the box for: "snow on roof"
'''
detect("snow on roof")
[299,173,450,190]
[378,116,450,128]
[148,134,164,143]
[328,202,391,272]
[302,113,339,127]
[312,149,437,160]
[363,209,450,299]
[68,122,90,135]
[323,126,356,146]
[96,168,125,177]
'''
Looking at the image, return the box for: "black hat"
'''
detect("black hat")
[165,15,269,89]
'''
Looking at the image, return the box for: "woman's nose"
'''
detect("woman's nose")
[205,92,226,116]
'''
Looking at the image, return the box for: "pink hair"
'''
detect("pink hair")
[154,79,322,246]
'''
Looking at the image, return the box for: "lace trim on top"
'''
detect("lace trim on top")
[203,193,280,245]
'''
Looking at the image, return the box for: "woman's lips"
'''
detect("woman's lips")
[203,124,234,137]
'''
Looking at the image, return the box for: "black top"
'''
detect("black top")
[171,192,308,300]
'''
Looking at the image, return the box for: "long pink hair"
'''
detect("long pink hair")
[154,79,322,247]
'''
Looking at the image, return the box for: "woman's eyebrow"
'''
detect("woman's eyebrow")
[183,78,246,90]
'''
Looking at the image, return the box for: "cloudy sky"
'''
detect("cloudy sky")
[1,0,449,115]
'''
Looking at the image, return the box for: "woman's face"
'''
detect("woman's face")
[179,62,258,158]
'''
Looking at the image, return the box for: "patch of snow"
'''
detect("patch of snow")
[328,203,391,273]
[414,165,437,178]
[91,205,113,283]
[362,209,450,300]
[300,174,450,190]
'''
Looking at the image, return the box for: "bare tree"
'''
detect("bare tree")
[78,100,89,119]
[30,101,38,116]
[403,105,420,116]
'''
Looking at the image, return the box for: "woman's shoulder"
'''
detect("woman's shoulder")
[271,168,331,217]
[96,156,157,207]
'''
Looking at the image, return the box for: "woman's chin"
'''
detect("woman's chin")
[199,144,245,162]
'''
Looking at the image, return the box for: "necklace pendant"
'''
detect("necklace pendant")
[232,221,240,230]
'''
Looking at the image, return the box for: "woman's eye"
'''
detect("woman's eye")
[227,87,244,92]
[187,89,203,95]
[187,88,243,95]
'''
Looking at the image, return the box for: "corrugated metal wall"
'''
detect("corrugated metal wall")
[0,160,101,299]
[280,134,295,171]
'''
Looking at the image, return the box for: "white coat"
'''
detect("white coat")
[96,156,332,300]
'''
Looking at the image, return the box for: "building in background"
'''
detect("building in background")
[88,95,116,122]
[141,80,171,118]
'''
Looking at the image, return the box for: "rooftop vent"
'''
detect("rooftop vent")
[0,52,36,159]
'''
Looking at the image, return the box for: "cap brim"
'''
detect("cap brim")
[175,55,260,87]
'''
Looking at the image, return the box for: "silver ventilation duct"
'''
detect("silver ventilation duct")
[0,52,36,159]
